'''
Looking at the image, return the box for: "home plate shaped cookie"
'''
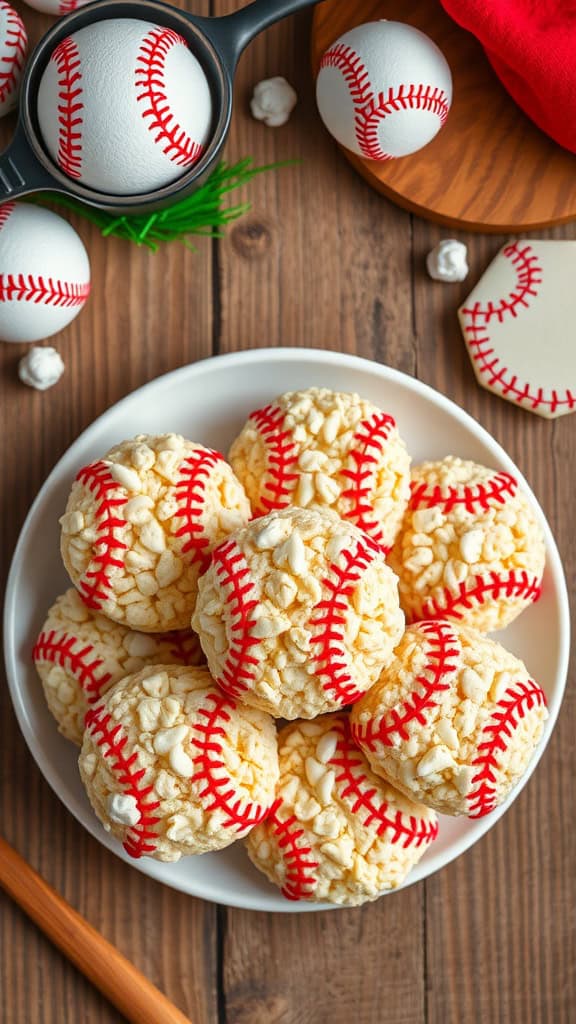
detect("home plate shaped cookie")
[459,241,576,419]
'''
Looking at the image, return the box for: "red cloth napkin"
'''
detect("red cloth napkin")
[440,0,576,153]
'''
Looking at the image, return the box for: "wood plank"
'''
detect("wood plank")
[412,219,576,1023]
[213,6,425,1023]
[0,4,218,1023]
[215,5,415,369]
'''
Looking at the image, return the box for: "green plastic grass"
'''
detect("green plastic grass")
[33,158,287,251]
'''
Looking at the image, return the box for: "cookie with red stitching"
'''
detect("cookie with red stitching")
[33,588,203,745]
[350,621,548,817]
[245,714,438,905]
[60,434,251,633]
[192,506,404,720]
[388,456,545,631]
[79,664,279,862]
[459,241,576,419]
[228,387,411,552]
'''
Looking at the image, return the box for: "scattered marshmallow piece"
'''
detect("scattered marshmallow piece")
[18,346,65,390]
[426,239,469,282]
[107,793,141,827]
[250,76,297,127]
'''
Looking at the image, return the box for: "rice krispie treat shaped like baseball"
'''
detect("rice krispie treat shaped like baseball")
[79,664,279,862]
[228,387,411,552]
[351,620,548,818]
[246,714,438,906]
[192,506,405,720]
[388,456,545,632]
[60,434,251,633]
[33,588,203,745]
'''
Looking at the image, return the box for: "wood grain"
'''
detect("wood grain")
[0,838,194,1024]
[1,3,574,1024]
[311,0,576,232]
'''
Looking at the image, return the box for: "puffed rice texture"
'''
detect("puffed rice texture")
[60,434,251,633]
[33,588,203,745]
[351,620,548,817]
[229,387,411,551]
[245,714,438,905]
[388,456,546,631]
[79,665,279,862]
[192,506,404,719]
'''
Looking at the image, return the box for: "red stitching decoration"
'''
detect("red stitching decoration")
[460,245,574,415]
[319,42,373,106]
[0,3,26,107]
[172,448,225,570]
[267,797,319,901]
[59,0,81,12]
[211,539,262,699]
[85,703,161,858]
[248,404,299,516]
[319,43,449,161]
[135,28,204,167]
[51,37,83,179]
[190,690,269,831]
[410,471,517,514]
[356,85,450,161]
[310,536,381,706]
[0,200,14,231]
[75,460,128,610]
[351,621,460,752]
[340,411,396,548]
[33,629,112,703]
[462,243,542,325]
[467,680,547,819]
[417,570,542,623]
[330,719,438,848]
[0,274,89,306]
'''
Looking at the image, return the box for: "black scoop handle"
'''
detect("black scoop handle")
[0,131,57,204]
[201,0,322,68]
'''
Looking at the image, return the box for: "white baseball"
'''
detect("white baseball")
[0,202,90,344]
[316,20,452,161]
[0,1,27,117]
[36,18,213,196]
[21,0,91,16]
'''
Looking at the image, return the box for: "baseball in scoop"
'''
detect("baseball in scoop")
[37,18,213,196]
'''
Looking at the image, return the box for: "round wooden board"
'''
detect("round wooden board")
[311,0,576,232]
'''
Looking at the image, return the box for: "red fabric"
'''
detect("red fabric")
[439,0,576,153]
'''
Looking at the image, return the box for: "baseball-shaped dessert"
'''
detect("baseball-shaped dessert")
[351,620,548,817]
[79,664,279,862]
[246,714,438,905]
[192,506,404,719]
[0,2,27,117]
[33,587,203,745]
[316,21,452,161]
[60,434,250,633]
[229,387,411,552]
[37,19,212,196]
[388,456,546,631]
[0,202,90,343]
[459,240,576,419]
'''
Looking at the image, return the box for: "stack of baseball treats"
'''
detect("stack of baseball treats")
[33,387,547,906]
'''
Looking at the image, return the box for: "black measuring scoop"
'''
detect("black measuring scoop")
[0,0,321,214]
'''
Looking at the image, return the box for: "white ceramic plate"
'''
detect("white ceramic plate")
[4,349,570,912]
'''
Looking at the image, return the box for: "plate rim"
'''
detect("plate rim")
[4,347,571,911]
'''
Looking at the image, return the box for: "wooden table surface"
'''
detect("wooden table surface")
[1,3,574,1022]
